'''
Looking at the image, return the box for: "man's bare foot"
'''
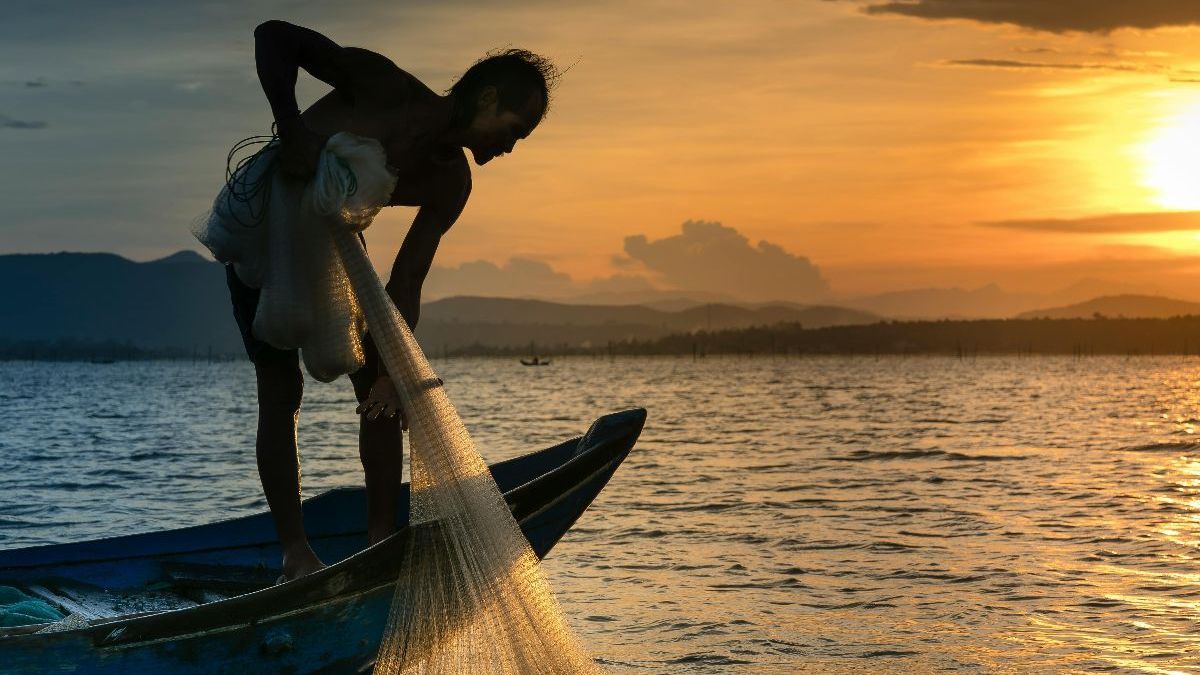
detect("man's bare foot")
[279,545,326,582]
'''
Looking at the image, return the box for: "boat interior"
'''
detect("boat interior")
[0,408,647,637]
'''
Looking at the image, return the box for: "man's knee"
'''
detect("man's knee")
[255,349,303,413]
[360,414,403,462]
[349,333,380,403]
[349,369,374,404]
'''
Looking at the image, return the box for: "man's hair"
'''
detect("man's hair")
[449,49,557,128]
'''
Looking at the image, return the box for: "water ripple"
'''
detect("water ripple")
[7,356,1200,672]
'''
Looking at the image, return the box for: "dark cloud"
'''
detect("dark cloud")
[862,1,1200,34]
[0,114,47,129]
[941,58,1200,82]
[944,58,1150,73]
[7,78,90,87]
[621,220,830,302]
[3,78,48,87]
[981,212,1200,234]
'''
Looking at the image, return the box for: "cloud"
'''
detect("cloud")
[423,256,662,301]
[827,250,1200,300]
[1013,47,1060,55]
[621,220,830,302]
[861,0,1200,34]
[0,114,47,129]
[939,57,1200,83]
[576,274,657,295]
[943,58,1153,74]
[981,212,1200,234]
[423,257,575,299]
[423,221,833,304]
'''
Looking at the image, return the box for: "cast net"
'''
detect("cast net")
[317,141,601,673]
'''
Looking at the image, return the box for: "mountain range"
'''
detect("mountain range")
[3,251,1197,356]
[1015,295,1200,320]
[0,252,876,355]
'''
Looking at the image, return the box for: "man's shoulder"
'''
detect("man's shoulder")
[431,151,472,205]
[340,49,437,108]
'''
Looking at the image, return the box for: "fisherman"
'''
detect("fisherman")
[231,21,553,580]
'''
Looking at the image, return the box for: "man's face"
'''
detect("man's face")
[466,87,543,165]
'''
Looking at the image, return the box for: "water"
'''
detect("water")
[4,356,1200,672]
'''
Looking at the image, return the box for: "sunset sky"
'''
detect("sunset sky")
[2,1,1200,302]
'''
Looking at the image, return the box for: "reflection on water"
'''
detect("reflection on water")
[7,356,1200,671]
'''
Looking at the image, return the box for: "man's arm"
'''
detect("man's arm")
[359,193,465,423]
[384,181,471,330]
[253,20,404,174]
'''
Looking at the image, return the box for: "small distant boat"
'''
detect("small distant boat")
[0,409,646,673]
[521,356,551,366]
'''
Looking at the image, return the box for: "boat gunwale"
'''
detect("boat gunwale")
[0,409,645,647]
[0,436,586,571]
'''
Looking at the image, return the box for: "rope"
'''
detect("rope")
[220,123,281,229]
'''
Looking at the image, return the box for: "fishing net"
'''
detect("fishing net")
[192,132,394,382]
[309,136,602,673]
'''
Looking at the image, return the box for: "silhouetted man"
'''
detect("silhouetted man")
[234,20,553,580]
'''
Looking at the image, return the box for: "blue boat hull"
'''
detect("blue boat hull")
[0,408,646,673]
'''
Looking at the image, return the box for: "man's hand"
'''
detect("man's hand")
[356,374,408,429]
[276,119,326,179]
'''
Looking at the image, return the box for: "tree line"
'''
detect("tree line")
[8,315,1200,361]
[441,315,1200,357]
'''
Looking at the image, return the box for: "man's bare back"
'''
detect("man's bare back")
[300,68,469,210]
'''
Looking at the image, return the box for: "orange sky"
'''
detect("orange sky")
[3,0,1200,301]
[350,1,1200,296]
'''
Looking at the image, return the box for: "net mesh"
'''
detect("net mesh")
[327,182,603,673]
[193,132,400,382]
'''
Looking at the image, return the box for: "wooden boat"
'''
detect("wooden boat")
[520,357,551,366]
[0,408,646,673]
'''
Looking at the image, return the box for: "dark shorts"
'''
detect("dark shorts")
[224,264,380,389]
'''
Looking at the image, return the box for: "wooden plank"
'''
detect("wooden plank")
[161,561,276,596]
[27,584,108,620]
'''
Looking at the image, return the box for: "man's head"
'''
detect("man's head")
[449,49,555,165]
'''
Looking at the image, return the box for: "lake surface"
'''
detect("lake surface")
[5,355,1200,672]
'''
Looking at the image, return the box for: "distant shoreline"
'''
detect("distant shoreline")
[7,315,1200,361]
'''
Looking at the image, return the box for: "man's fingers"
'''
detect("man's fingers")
[360,398,407,426]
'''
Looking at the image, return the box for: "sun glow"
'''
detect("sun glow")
[1139,98,1200,210]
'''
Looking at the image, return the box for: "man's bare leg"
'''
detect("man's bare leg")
[254,348,326,579]
[355,386,404,545]
[350,338,404,545]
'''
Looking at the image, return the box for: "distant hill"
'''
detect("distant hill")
[417,298,880,351]
[843,279,1178,320]
[556,289,739,310]
[0,250,244,355]
[1016,295,1200,320]
[844,284,1038,320]
[0,251,881,357]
